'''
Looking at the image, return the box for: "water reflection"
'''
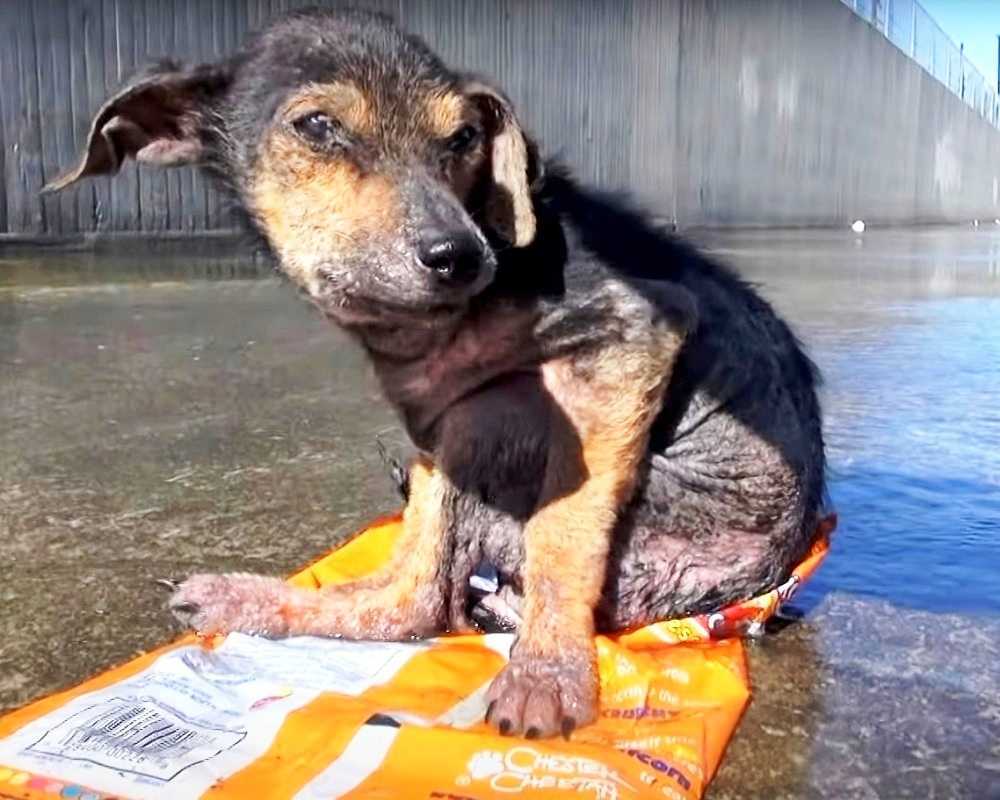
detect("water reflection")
[706,228,1000,616]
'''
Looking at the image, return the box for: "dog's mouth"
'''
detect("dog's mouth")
[308,255,495,327]
[318,292,465,327]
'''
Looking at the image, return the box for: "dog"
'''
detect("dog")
[48,8,826,739]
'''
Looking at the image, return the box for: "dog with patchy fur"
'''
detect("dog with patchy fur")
[49,9,826,739]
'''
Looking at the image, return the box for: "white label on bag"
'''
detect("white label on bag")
[0,634,425,799]
[23,696,247,782]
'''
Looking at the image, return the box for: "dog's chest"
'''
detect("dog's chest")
[440,371,555,591]
[374,302,541,450]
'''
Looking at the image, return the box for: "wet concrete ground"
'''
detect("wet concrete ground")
[2,228,999,798]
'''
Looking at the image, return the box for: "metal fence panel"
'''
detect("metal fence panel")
[846,0,1000,129]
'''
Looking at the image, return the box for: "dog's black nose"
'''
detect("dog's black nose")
[417,233,483,284]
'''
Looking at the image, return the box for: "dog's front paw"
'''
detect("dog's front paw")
[169,573,292,637]
[485,644,598,739]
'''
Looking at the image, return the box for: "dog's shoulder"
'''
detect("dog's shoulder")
[491,167,822,412]
[488,167,752,337]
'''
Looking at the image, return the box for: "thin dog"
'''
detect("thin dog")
[48,9,827,739]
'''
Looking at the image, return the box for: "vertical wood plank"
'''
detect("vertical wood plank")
[21,1,48,235]
[164,0,185,231]
[230,0,250,230]
[131,0,151,231]
[0,11,8,234]
[67,1,97,232]
[49,0,80,232]
[204,0,225,231]
[33,2,63,234]
[628,0,680,217]
[188,0,212,232]
[0,13,21,232]
[84,0,113,232]
[401,0,467,66]
[138,0,168,232]
[103,0,141,231]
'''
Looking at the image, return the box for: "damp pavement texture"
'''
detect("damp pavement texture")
[2,228,999,799]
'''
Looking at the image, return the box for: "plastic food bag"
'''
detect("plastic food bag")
[0,513,829,800]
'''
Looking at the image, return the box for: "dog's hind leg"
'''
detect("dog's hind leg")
[169,458,456,640]
[597,411,828,630]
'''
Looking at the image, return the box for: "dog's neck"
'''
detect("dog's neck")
[350,193,566,450]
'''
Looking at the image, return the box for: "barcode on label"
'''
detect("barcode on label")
[25,698,246,782]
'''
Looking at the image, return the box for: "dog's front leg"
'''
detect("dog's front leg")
[169,458,455,640]
[486,321,688,738]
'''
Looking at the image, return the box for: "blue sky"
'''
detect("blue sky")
[921,0,1000,86]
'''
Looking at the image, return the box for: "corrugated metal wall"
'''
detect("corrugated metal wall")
[3,0,1000,237]
[0,0,676,238]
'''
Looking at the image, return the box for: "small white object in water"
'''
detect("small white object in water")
[851,220,865,233]
[973,219,980,227]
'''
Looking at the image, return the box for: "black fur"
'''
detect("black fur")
[211,10,827,626]
[58,7,827,631]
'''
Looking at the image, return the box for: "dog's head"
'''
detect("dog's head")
[48,9,539,324]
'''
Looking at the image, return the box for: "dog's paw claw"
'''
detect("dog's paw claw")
[485,647,597,738]
[170,601,200,617]
[168,573,290,637]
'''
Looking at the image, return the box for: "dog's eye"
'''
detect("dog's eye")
[293,111,339,145]
[446,125,480,155]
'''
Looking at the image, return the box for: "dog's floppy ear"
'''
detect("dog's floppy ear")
[43,60,231,193]
[464,81,538,248]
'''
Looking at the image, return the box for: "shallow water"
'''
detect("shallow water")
[709,228,1000,618]
[1,228,998,797]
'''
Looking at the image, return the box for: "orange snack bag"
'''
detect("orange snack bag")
[0,514,829,800]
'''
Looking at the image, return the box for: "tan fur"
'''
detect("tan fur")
[283,82,375,136]
[482,325,688,736]
[424,90,466,137]
[518,327,686,656]
[465,83,537,247]
[423,90,488,203]
[486,121,536,247]
[300,457,455,638]
[250,130,400,289]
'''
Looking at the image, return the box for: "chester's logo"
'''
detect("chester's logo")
[456,746,635,798]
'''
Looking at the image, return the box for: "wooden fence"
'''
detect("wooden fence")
[0,0,674,237]
[4,0,1000,237]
